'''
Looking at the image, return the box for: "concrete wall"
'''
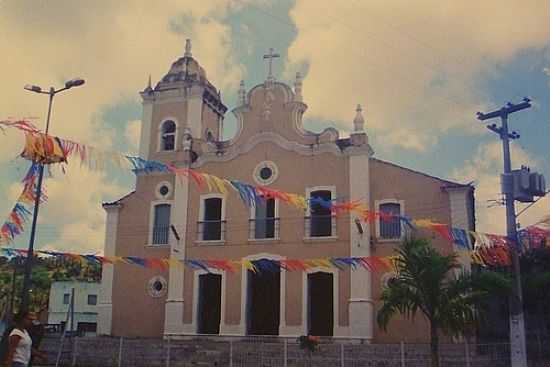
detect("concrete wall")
[40,336,517,367]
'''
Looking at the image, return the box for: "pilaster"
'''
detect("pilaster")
[97,203,120,335]
[348,151,373,339]
[164,174,189,335]
[139,99,153,159]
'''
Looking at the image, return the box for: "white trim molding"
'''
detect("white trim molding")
[305,186,337,240]
[157,117,178,153]
[445,186,474,273]
[164,173,189,337]
[301,267,347,337]
[240,253,287,336]
[198,193,226,243]
[252,161,279,186]
[194,132,349,167]
[349,154,373,340]
[97,204,121,336]
[191,269,227,334]
[375,199,405,242]
[138,101,153,159]
[155,181,173,200]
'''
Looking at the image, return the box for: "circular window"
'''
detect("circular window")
[260,167,273,180]
[153,280,163,292]
[147,276,167,298]
[155,181,173,199]
[159,185,169,196]
[253,161,278,186]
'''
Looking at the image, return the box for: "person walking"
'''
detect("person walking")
[1,312,46,367]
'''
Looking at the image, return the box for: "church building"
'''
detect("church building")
[97,41,474,342]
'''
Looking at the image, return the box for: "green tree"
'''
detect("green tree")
[0,255,102,315]
[377,238,510,367]
[521,247,550,338]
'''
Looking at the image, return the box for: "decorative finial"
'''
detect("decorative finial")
[143,75,153,93]
[184,39,192,57]
[238,80,246,105]
[263,48,280,82]
[294,72,303,102]
[353,104,365,132]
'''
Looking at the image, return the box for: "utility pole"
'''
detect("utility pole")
[70,287,75,334]
[477,98,531,367]
[20,78,85,313]
[9,259,18,319]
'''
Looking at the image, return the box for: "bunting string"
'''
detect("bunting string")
[0,162,45,245]
[1,119,549,268]
[0,247,393,274]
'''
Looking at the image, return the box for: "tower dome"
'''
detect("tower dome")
[154,39,218,95]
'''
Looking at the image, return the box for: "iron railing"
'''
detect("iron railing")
[197,220,226,242]
[305,215,337,238]
[39,335,550,367]
[379,218,402,240]
[152,225,170,245]
[249,217,280,240]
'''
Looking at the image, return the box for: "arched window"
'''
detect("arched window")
[160,120,176,151]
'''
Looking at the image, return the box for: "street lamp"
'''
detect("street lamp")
[20,78,85,313]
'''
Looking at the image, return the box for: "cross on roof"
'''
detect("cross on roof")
[263,48,280,81]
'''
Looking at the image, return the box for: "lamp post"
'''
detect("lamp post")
[20,78,85,313]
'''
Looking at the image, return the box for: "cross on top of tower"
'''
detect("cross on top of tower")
[184,39,192,57]
[263,48,280,82]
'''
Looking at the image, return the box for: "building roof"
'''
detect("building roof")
[371,158,473,189]
[102,191,135,207]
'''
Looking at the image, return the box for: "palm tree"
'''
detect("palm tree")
[377,238,510,367]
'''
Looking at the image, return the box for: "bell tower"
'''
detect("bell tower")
[138,39,227,163]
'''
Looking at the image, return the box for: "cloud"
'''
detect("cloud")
[125,120,141,153]
[452,142,549,235]
[0,0,251,253]
[0,0,246,150]
[285,0,550,151]
[39,165,126,253]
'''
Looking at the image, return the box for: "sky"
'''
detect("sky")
[1,0,550,254]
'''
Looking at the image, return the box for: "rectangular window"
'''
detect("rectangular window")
[152,204,171,245]
[200,197,223,241]
[379,202,402,239]
[87,294,98,305]
[63,293,70,305]
[309,190,333,237]
[253,198,277,239]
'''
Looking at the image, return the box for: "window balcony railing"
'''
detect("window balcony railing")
[152,225,170,245]
[305,215,337,238]
[249,217,280,240]
[379,220,402,240]
[197,220,226,242]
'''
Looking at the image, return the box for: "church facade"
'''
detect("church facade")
[97,41,474,342]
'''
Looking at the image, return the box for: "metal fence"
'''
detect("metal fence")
[38,335,550,367]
